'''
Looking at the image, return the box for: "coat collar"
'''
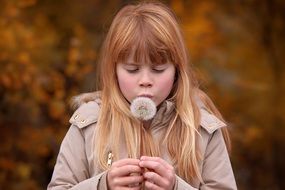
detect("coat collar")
[150,100,227,134]
[70,92,227,134]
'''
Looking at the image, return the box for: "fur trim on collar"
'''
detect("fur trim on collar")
[70,91,101,109]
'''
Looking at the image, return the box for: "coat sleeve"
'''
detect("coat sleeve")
[47,124,108,190]
[199,129,237,190]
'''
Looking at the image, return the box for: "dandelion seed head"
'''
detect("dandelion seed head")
[130,97,156,121]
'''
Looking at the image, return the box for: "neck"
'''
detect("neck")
[143,120,152,129]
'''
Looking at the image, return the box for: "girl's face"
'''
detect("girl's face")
[116,52,176,106]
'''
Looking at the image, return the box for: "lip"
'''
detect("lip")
[138,94,153,99]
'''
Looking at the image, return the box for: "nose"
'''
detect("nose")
[139,70,153,87]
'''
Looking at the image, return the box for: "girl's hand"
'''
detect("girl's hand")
[139,156,176,190]
[107,158,144,190]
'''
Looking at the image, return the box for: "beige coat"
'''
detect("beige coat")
[48,94,237,190]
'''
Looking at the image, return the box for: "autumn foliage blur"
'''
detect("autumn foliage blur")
[0,0,284,189]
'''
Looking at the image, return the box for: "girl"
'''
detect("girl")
[48,1,237,190]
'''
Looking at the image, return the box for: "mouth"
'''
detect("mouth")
[138,94,153,99]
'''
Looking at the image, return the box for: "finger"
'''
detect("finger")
[144,180,162,190]
[143,171,167,188]
[112,175,144,186]
[120,165,143,176]
[109,165,143,177]
[128,187,142,190]
[115,187,141,190]
[140,156,172,170]
[112,158,140,167]
[139,160,168,176]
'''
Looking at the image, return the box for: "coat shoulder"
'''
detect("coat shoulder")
[194,89,227,134]
[69,91,101,129]
[199,107,227,134]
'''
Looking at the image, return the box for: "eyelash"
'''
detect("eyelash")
[126,69,139,73]
[152,68,164,73]
[126,68,165,74]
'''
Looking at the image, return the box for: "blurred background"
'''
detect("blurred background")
[0,0,284,189]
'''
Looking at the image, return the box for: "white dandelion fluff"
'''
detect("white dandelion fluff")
[130,97,157,121]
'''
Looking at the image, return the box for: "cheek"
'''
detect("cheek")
[118,77,134,91]
[117,74,136,100]
[159,77,174,92]
[154,73,174,104]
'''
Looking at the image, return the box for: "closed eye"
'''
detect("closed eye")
[152,68,165,73]
[126,68,139,73]
[152,65,167,73]
[124,64,140,73]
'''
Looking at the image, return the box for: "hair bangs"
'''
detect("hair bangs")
[116,18,176,66]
